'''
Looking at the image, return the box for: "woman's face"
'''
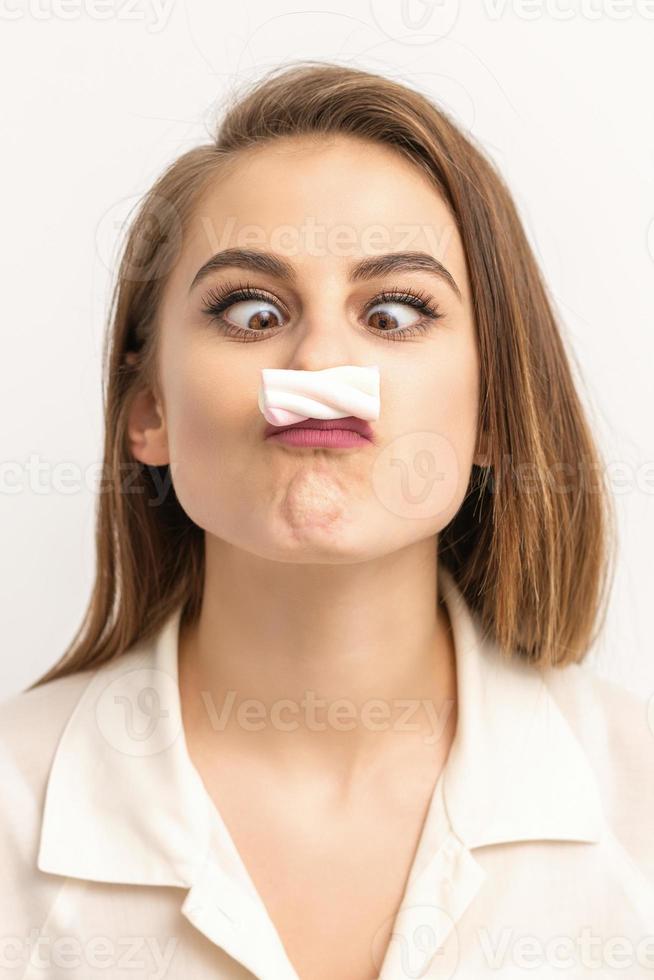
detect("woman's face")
[130,134,486,562]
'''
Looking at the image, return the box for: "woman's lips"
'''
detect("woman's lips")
[264,416,375,447]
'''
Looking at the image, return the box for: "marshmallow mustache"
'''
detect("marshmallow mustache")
[258,365,380,427]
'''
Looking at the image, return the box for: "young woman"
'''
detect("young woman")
[2,61,653,980]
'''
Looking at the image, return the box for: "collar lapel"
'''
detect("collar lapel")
[37,605,210,886]
[438,565,606,850]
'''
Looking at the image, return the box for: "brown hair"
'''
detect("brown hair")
[27,60,616,689]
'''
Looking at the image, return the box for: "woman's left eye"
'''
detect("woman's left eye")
[364,291,444,339]
[199,282,444,342]
[367,302,420,332]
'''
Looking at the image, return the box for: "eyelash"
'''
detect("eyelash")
[198,279,445,342]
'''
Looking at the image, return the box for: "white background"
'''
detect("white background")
[1,0,652,699]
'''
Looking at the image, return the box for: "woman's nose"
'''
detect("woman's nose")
[281,310,358,374]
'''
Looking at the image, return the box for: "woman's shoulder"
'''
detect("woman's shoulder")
[0,635,163,838]
[0,669,100,930]
[545,659,653,762]
[0,670,97,808]
[544,659,654,874]
[0,669,100,833]
[0,667,98,750]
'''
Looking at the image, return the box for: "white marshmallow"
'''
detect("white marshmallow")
[258,364,380,427]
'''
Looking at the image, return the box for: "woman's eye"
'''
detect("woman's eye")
[220,299,284,332]
[366,302,424,332]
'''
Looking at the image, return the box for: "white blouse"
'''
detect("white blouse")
[1,567,654,979]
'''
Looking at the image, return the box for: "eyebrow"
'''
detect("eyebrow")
[188,247,462,300]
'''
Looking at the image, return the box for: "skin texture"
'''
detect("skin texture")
[127,133,489,979]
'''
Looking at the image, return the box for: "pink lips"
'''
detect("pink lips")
[264,416,375,448]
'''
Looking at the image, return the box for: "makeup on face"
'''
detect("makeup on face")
[259,364,380,448]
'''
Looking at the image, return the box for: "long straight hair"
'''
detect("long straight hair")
[27,60,616,688]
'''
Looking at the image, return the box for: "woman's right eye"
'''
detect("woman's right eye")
[216,298,284,332]
[200,285,286,338]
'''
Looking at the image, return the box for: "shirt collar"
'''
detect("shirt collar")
[37,565,604,887]
[37,614,211,887]
[438,564,605,849]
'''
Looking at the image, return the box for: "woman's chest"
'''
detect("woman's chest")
[201,769,447,980]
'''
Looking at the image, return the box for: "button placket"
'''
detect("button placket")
[377,833,486,978]
[181,857,300,980]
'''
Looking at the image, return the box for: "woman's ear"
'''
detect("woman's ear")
[124,354,170,466]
